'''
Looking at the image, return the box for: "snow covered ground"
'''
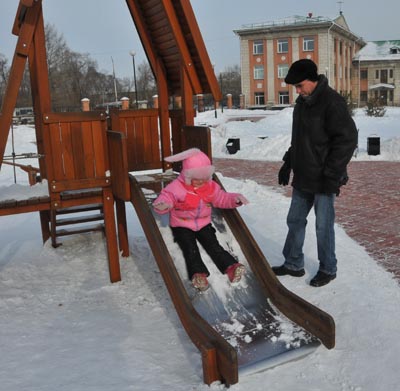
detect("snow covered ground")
[0,107,400,390]
[202,106,400,162]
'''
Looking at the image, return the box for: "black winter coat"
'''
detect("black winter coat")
[287,75,358,194]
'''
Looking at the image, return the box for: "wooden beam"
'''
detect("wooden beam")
[21,0,35,7]
[0,0,42,168]
[102,188,121,283]
[156,59,172,167]
[179,0,222,101]
[181,66,195,126]
[161,0,202,94]
[115,198,130,257]
[125,0,158,76]
[0,197,50,216]
[28,4,52,178]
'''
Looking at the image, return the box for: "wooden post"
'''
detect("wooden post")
[152,95,159,108]
[81,98,90,112]
[240,94,245,109]
[121,97,130,110]
[116,198,129,257]
[103,187,121,283]
[226,94,232,109]
[156,59,172,169]
[174,96,182,109]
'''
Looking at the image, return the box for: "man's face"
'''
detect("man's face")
[293,79,318,97]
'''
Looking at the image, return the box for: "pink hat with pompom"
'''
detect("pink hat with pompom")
[165,148,215,184]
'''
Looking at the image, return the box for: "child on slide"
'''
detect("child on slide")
[153,148,249,291]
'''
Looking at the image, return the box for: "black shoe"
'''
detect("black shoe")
[272,265,305,277]
[310,271,336,287]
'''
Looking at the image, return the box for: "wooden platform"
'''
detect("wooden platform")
[0,195,50,216]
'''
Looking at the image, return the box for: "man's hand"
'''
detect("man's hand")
[278,163,291,186]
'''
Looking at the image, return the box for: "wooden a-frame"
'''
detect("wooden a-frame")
[0,0,221,282]
[0,0,222,168]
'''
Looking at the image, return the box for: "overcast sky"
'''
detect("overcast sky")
[0,0,399,80]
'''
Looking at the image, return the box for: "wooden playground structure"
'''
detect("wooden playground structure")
[0,1,335,386]
[0,0,221,282]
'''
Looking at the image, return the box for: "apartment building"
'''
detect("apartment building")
[353,40,400,106]
[234,13,365,107]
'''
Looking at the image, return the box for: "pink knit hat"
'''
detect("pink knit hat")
[165,148,215,184]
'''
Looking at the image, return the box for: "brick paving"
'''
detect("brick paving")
[214,159,400,281]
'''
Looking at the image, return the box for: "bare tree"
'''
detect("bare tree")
[136,60,156,104]
[0,54,9,109]
[219,65,241,107]
[45,23,68,79]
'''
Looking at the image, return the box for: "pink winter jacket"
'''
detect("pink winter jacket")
[153,174,243,231]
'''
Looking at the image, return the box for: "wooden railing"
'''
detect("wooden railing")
[109,108,161,172]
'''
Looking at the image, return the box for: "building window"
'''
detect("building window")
[279,92,289,104]
[253,40,263,55]
[254,65,264,80]
[390,69,393,78]
[380,69,388,83]
[360,91,368,102]
[389,90,394,101]
[339,41,343,55]
[360,69,368,79]
[278,64,289,79]
[303,37,314,51]
[254,92,265,105]
[277,39,288,53]
[375,70,379,79]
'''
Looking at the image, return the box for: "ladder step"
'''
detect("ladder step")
[56,203,103,215]
[56,224,104,237]
[56,213,104,226]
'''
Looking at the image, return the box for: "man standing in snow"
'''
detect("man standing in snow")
[274,59,358,287]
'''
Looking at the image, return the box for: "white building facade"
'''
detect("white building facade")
[353,41,400,107]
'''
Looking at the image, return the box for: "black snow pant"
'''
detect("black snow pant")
[171,223,237,280]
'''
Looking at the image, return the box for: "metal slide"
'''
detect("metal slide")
[129,172,335,385]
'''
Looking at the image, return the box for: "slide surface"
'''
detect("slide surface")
[129,172,334,383]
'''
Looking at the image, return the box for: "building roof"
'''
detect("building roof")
[354,40,400,62]
[234,13,364,44]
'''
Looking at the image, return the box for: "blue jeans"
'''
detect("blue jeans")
[283,189,337,275]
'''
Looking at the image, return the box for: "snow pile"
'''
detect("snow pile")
[196,107,400,162]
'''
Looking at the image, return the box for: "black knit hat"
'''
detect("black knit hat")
[284,59,319,84]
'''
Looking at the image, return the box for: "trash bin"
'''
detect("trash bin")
[226,138,240,154]
[367,136,380,155]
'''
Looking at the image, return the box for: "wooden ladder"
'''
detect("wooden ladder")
[50,202,104,247]
[42,111,121,282]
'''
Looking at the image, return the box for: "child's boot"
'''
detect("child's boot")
[226,263,245,283]
[191,273,209,291]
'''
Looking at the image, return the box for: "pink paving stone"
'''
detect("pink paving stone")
[214,159,400,282]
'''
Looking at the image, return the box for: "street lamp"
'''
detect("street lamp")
[219,72,224,113]
[129,50,139,109]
